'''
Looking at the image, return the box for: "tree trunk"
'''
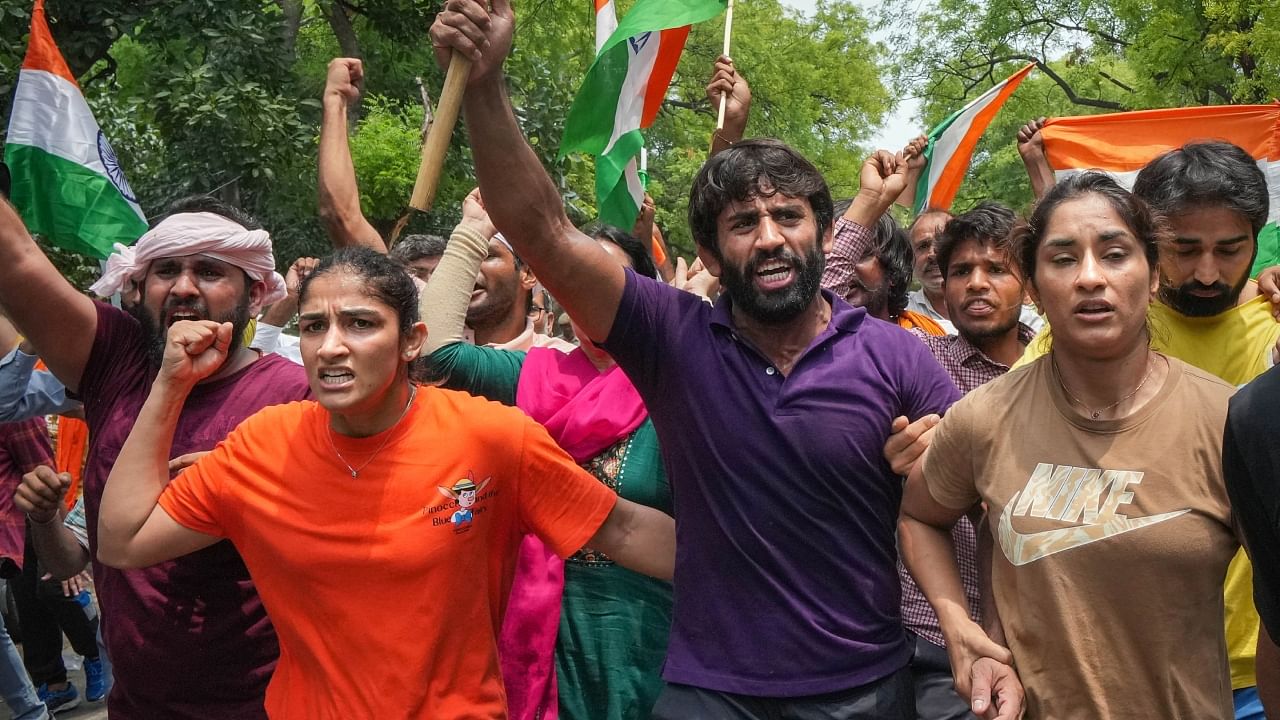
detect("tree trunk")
[322,1,362,60]
[322,1,363,122]
[278,0,305,63]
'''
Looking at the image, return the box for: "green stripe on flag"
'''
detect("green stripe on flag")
[596,131,643,229]
[5,144,147,258]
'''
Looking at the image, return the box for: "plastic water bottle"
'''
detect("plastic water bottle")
[75,589,97,622]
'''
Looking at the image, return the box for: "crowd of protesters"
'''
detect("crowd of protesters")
[0,0,1278,718]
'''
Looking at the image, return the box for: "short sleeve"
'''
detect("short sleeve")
[920,393,982,511]
[157,435,240,539]
[515,419,618,559]
[601,269,708,394]
[897,335,961,419]
[77,302,146,402]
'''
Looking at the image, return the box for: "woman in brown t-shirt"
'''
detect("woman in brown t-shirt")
[900,172,1239,720]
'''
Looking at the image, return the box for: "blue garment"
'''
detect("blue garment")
[0,606,49,719]
[0,348,80,422]
[1233,686,1265,720]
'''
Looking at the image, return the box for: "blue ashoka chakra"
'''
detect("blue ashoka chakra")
[96,130,138,204]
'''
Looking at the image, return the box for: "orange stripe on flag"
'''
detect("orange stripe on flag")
[1042,103,1280,171]
[931,64,1035,209]
[641,26,690,128]
[21,0,78,87]
[594,0,611,10]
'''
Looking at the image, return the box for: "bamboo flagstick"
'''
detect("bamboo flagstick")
[714,0,736,132]
[409,51,472,212]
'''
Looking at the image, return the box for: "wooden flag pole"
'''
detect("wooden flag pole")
[409,51,472,212]
[714,0,736,132]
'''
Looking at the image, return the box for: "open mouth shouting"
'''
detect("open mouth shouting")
[164,307,207,326]
[753,258,796,292]
[1072,298,1115,322]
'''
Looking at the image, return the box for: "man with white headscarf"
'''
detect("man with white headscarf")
[0,194,309,720]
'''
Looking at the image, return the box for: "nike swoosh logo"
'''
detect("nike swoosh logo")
[998,494,1189,567]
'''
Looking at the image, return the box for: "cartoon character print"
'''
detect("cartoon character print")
[437,471,492,534]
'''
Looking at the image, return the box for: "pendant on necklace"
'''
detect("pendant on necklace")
[1091,411,1101,419]
[350,469,358,479]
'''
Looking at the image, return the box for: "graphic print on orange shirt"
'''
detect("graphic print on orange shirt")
[432,471,495,533]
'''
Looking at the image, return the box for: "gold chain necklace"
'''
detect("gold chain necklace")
[1051,353,1155,420]
[327,385,417,478]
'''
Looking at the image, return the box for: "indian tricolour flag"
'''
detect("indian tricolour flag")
[4,0,146,259]
[562,0,725,229]
[913,63,1035,214]
[1041,103,1280,277]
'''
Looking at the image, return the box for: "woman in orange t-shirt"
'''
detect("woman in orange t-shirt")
[94,248,675,719]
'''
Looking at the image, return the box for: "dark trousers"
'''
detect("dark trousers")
[11,524,98,687]
[907,631,977,720]
[651,666,913,720]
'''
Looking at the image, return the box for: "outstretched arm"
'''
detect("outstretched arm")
[0,199,97,393]
[97,321,228,569]
[319,58,386,252]
[430,0,626,344]
[588,497,675,581]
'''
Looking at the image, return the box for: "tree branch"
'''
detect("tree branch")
[1098,70,1134,93]
[1028,58,1128,110]
[1021,17,1129,47]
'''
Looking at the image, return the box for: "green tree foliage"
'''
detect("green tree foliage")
[0,0,888,277]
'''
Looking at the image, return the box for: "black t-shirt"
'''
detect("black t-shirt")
[1224,363,1280,644]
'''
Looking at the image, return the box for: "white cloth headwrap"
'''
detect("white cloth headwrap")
[90,212,288,305]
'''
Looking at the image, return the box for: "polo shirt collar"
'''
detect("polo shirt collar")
[709,289,866,335]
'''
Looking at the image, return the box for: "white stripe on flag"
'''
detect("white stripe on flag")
[601,32,661,156]
[926,78,1018,197]
[623,156,644,211]
[8,69,109,176]
[595,0,618,54]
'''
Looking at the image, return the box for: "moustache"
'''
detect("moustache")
[1177,280,1231,296]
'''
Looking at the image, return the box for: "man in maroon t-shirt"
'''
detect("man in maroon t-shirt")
[0,194,309,719]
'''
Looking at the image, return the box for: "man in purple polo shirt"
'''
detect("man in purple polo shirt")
[0,194,308,719]
[432,3,960,716]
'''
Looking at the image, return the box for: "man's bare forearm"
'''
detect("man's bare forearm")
[461,76,624,342]
[30,514,90,580]
[97,379,188,568]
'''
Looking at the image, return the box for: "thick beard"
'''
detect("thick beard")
[1159,274,1247,318]
[720,244,825,325]
[132,295,252,369]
